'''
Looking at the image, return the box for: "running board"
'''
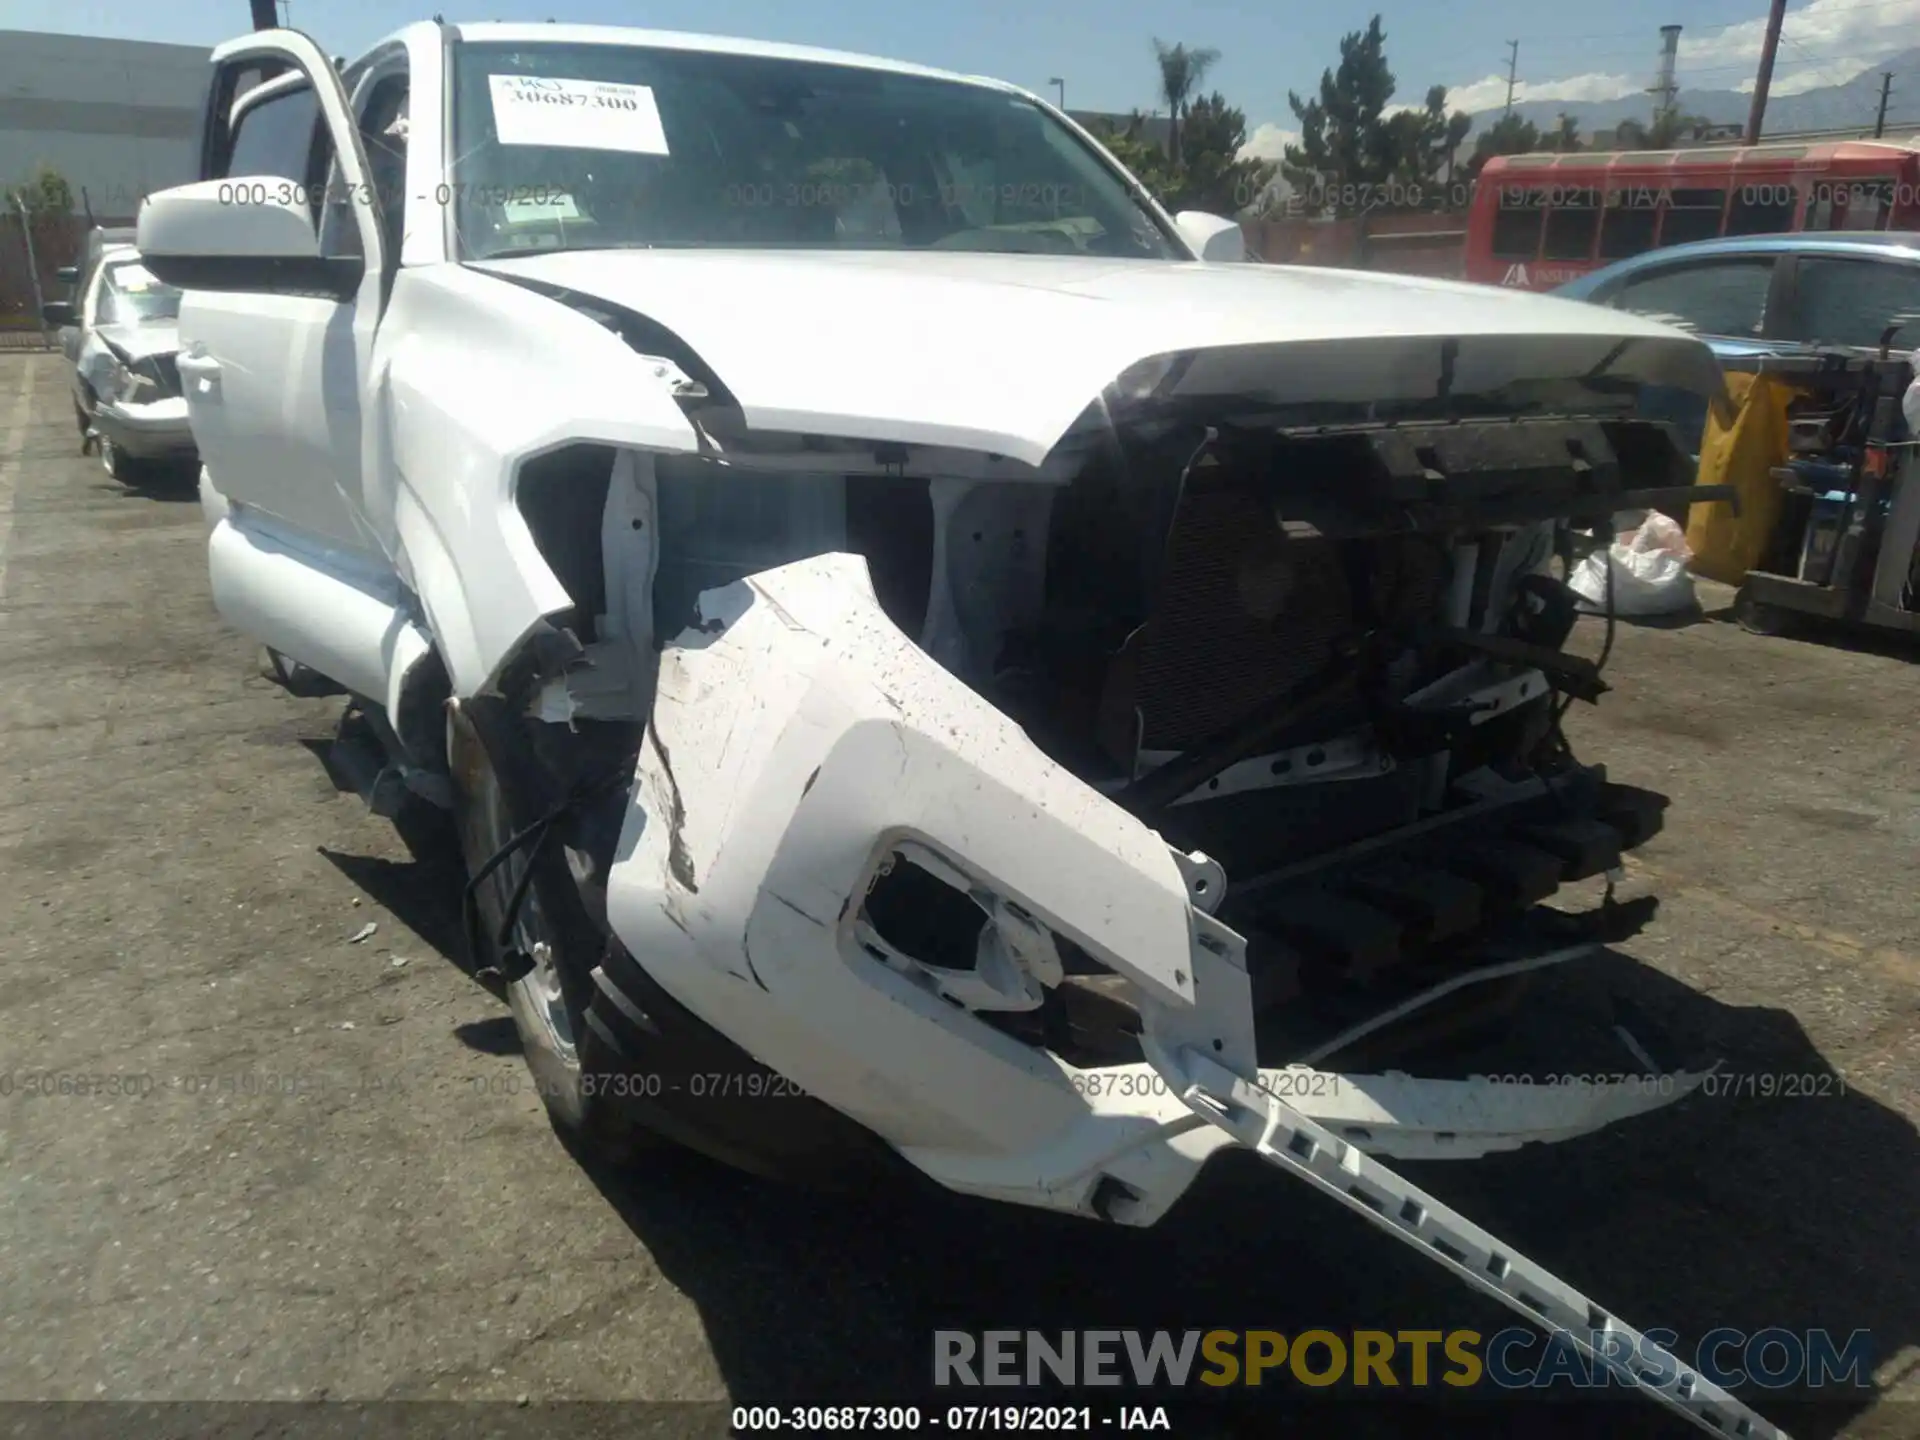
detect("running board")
[1147,1041,1787,1440]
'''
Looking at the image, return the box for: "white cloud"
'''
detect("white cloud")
[1678,0,1920,73]
[1443,0,1920,114]
[1240,122,1299,160]
[1750,57,1878,96]
[1446,71,1640,113]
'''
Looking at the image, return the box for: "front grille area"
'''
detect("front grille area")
[1105,484,1448,753]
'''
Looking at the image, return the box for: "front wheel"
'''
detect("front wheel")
[448,705,650,1162]
[1733,583,1795,638]
[98,432,153,487]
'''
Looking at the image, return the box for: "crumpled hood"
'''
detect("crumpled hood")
[474,249,1729,467]
[95,320,181,363]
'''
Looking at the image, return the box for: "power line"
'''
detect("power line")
[1525,0,1920,48]
[1427,0,1920,71]
[1747,0,1791,143]
[1451,48,1903,99]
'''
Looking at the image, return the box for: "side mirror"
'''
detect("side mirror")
[41,300,76,327]
[1174,210,1249,263]
[55,265,78,285]
[136,179,362,301]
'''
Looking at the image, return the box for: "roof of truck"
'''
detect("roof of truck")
[442,21,1019,96]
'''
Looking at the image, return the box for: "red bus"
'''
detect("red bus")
[1464,139,1920,290]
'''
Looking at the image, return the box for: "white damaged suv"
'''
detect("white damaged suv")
[137,22,1770,1436]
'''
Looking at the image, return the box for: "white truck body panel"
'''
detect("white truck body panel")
[134,22,1780,1438]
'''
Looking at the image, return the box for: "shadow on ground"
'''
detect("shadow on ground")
[90,456,201,503]
[1698,588,1920,663]
[563,952,1913,1439]
[313,784,479,986]
[303,747,1914,1437]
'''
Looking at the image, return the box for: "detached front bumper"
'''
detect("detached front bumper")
[594,552,1783,1440]
[96,395,195,460]
[600,553,1704,1221]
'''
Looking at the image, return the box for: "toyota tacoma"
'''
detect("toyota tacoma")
[136,21,1772,1436]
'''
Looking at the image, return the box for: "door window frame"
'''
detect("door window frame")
[1590,253,1790,343]
[340,47,412,294]
[1777,251,1920,351]
[192,27,389,300]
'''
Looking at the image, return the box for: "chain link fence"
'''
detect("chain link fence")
[1,206,135,352]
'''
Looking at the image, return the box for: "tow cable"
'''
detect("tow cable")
[462,765,631,988]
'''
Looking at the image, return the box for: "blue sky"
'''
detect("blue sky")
[9,0,1918,155]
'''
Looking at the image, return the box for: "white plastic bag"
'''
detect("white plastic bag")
[1567,510,1697,617]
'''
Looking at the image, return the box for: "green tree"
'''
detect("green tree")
[1282,15,1393,210]
[13,163,74,215]
[1152,38,1220,169]
[1465,113,1542,179]
[1548,112,1582,152]
[1090,112,1175,200]
[1166,92,1278,216]
[1381,83,1474,193]
[1281,16,1466,215]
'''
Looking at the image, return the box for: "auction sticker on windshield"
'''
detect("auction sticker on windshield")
[487,75,670,154]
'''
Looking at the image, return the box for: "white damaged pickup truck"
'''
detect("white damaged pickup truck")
[137,21,1779,1437]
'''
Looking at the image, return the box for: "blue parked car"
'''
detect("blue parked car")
[1553,232,1920,447]
[1554,231,1920,352]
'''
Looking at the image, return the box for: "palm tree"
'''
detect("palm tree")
[1153,38,1221,169]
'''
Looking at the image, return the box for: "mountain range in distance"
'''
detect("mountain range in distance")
[1467,46,1920,138]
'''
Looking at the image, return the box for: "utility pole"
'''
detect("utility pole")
[1049,76,1065,111]
[1649,26,1682,123]
[248,0,277,28]
[1875,72,1894,138]
[1502,40,1519,117]
[1745,0,1789,146]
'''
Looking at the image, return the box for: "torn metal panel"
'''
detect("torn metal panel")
[1135,733,1395,807]
[1283,1065,1714,1160]
[530,640,642,724]
[1403,659,1551,726]
[603,551,1242,1159]
[918,479,1054,680]
[894,1053,1713,1225]
[1146,1040,1787,1440]
[637,552,1211,1008]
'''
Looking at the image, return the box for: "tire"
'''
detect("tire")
[447,704,650,1163]
[98,432,153,487]
[1733,583,1794,637]
[446,697,906,1190]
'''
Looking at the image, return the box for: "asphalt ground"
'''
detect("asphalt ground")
[1,350,1915,1439]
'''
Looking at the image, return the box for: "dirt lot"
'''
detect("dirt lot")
[1,349,1916,1439]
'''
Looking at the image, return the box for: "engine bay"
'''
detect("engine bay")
[499,394,1724,1080]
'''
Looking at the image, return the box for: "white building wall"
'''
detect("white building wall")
[0,31,210,215]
